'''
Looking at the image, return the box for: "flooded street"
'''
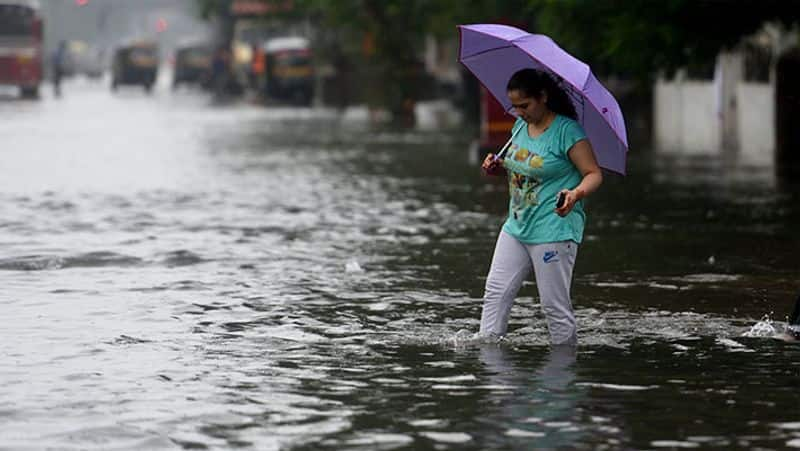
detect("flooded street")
[1,79,800,450]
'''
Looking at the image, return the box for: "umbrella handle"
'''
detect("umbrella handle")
[493,123,524,161]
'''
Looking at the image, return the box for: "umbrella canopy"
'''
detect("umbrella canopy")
[458,24,629,175]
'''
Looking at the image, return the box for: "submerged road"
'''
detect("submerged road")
[1,77,799,450]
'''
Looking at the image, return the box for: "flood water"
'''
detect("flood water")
[1,79,799,450]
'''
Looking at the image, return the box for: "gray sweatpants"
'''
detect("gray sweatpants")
[479,230,579,345]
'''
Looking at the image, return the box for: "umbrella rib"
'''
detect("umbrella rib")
[461,45,516,61]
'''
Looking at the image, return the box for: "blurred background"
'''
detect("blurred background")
[2,0,798,175]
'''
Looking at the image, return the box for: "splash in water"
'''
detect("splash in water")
[742,314,778,338]
[442,329,505,348]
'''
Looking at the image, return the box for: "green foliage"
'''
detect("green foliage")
[195,0,230,19]
[293,0,537,112]
[195,0,800,111]
[530,0,800,83]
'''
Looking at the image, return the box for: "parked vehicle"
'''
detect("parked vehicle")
[62,40,105,79]
[0,0,43,98]
[111,41,158,93]
[259,36,313,105]
[172,44,212,89]
[79,47,105,79]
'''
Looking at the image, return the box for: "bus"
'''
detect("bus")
[0,0,43,98]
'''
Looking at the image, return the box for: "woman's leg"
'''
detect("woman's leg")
[530,241,579,345]
[479,231,533,337]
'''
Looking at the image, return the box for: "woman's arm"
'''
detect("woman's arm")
[555,139,602,217]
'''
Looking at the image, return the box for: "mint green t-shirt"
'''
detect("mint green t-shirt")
[501,115,587,244]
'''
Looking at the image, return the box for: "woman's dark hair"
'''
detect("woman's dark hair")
[507,68,577,120]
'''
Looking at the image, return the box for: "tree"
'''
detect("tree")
[194,0,536,120]
[194,0,800,117]
[530,0,800,85]
[195,0,232,20]
[294,0,536,122]
[194,0,235,46]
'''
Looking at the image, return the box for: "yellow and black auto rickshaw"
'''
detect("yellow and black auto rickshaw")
[111,41,158,93]
[172,43,212,90]
[258,36,313,106]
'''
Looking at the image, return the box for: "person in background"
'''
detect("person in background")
[51,40,67,97]
[479,68,603,346]
[251,44,265,96]
[211,45,231,98]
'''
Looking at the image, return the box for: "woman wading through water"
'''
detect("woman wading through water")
[480,68,603,345]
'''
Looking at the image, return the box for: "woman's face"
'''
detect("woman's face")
[507,89,548,123]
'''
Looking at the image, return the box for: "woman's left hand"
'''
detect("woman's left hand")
[555,189,581,217]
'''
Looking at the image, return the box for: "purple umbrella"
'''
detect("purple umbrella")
[458,24,629,175]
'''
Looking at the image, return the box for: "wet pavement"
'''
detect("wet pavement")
[1,77,799,450]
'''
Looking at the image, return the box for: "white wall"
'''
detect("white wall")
[655,79,775,163]
[654,81,681,151]
[737,82,775,165]
[655,80,720,155]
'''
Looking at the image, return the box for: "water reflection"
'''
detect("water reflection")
[478,344,582,448]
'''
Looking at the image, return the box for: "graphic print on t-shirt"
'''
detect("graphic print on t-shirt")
[507,144,543,219]
[502,115,587,245]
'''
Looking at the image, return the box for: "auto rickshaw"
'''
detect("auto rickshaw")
[111,41,158,93]
[258,36,314,106]
[172,44,212,90]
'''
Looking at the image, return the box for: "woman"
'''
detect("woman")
[480,68,603,345]
[780,292,800,341]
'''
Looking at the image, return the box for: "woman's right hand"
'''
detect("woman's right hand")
[482,153,505,176]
